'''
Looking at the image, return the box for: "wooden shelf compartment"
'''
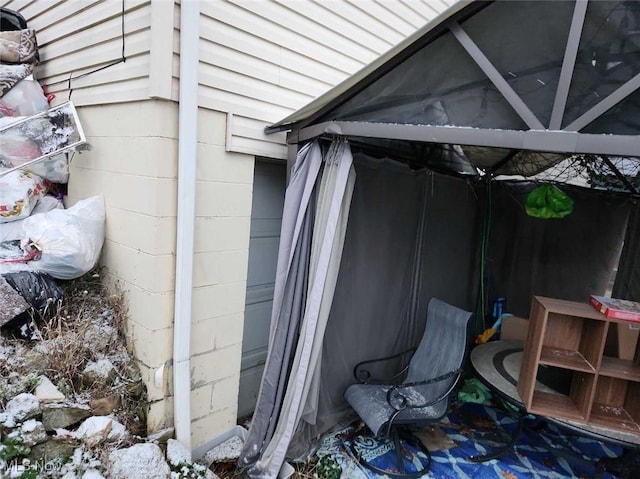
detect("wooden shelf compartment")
[600,356,640,382]
[589,379,640,433]
[520,296,640,431]
[540,346,596,373]
[527,369,595,421]
[527,390,588,423]
[542,311,607,369]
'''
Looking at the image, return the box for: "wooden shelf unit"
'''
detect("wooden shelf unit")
[517,296,640,433]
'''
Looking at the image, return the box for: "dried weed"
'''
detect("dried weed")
[0,267,147,436]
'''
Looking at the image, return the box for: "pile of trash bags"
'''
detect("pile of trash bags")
[0,9,103,339]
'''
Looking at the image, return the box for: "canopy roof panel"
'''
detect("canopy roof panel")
[267,0,640,192]
[564,1,640,129]
[460,1,576,128]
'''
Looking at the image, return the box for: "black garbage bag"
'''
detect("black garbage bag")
[1,271,63,339]
[0,7,27,31]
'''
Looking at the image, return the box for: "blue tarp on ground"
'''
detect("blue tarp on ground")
[315,402,623,479]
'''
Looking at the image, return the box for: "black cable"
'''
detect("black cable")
[475,177,492,336]
[46,0,126,88]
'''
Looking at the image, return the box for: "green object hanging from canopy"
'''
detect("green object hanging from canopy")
[525,185,574,219]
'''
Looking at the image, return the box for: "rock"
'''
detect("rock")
[90,395,120,416]
[35,376,66,403]
[0,411,16,428]
[75,416,112,447]
[202,436,244,464]
[166,438,191,466]
[20,419,48,446]
[5,393,40,422]
[107,419,128,443]
[83,324,118,353]
[125,362,143,383]
[146,427,174,444]
[42,404,92,431]
[82,359,117,387]
[82,470,106,479]
[124,363,145,398]
[0,276,30,326]
[28,437,77,462]
[22,349,46,371]
[108,443,171,479]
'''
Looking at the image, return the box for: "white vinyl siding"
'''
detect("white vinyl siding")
[2,0,155,106]
[199,0,455,159]
[4,0,453,156]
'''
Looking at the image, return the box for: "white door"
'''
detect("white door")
[239,160,286,419]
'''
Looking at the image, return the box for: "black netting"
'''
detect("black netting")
[500,154,640,194]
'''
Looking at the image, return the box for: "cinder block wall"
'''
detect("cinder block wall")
[68,101,252,448]
[190,109,252,447]
[68,100,178,432]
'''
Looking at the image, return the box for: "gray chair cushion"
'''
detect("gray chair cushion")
[344,383,448,437]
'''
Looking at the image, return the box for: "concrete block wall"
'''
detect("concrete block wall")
[67,100,179,432]
[190,108,253,448]
[66,102,253,449]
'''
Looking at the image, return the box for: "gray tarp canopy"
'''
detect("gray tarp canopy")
[240,2,640,478]
[270,0,640,190]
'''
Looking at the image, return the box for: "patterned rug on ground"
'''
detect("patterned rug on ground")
[315,402,623,479]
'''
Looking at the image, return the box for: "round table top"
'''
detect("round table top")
[470,340,640,448]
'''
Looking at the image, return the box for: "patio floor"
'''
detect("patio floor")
[314,401,625,479]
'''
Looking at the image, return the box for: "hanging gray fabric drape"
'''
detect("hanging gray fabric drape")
[237,141,321,473]
[288,156,480,458]
[239,139,356,479]
[613,201,640,301]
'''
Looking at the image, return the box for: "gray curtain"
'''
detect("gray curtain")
[487,182,631,318]
[289,156,480,457]
[238,141,322,473]
[613,200,640,301]
[239,140,356,479]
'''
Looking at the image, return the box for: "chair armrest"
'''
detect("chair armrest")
[385,368,463,411]
[353,347,416,384]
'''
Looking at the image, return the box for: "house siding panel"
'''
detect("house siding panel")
[2,0,154,104]
[197,0,454,158]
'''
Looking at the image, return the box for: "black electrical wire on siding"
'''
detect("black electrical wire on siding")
[45,0,127,94]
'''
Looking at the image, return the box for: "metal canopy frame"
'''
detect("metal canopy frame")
[275,0,640,178]
[550,0,588,130]
[291,120,640,157]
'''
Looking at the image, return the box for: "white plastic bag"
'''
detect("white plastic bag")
[0,79,48,118]
[20,195,105,280]
[22,155,70,184]
[0,195,63,243]
[0,169,47,223]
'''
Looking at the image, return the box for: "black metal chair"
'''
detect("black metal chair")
[344,297,472,478]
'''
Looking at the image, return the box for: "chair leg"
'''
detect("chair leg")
[346,428,432,479]
[393,428,405,473]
